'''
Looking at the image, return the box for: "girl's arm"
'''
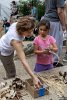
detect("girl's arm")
[49,43,58,53]
[34,44,44,54]
[34,44,51,54]
[34,42,58,55]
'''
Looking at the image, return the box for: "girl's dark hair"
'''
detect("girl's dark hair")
[16,16,35,35]
[38,19,50,30]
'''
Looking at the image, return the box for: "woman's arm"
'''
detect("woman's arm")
[11,39,41,88]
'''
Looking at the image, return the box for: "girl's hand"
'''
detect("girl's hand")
[48,45,53,50]
[43,49,50,54]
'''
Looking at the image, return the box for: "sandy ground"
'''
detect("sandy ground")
[0,53,67,100]
[0,30,67,100]
[0,45,67,100]
[0,41,66,81]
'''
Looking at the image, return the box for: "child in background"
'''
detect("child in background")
[3,18,10,33]
[33,19,58,72]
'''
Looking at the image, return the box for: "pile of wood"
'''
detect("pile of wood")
[0,78,26,100]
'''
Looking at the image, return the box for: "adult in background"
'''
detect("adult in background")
[10,1,18,24]
[3,18,10,33]
[41,0,67,67]
[31,4,38,20]
[63,0,67,62]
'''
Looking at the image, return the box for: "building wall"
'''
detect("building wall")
[0,0,19,20]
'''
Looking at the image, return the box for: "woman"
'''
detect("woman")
[0,16,41,88]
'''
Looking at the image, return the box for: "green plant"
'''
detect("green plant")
[37,3,45,21]
[19,1,30,16]
[18,0,45,20]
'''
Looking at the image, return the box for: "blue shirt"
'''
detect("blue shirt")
[31,6,38,20]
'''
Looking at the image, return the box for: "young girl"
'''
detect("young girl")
[33,19,58,72]
[0,16,41,88]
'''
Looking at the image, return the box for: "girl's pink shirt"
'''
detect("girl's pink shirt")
[33,35,56,65]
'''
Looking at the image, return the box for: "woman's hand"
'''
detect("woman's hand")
[33,76,42,88]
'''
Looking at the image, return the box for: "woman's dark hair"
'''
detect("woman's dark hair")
[16,16,35,35]
[38,19,50,30]
[12,1,16,5]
